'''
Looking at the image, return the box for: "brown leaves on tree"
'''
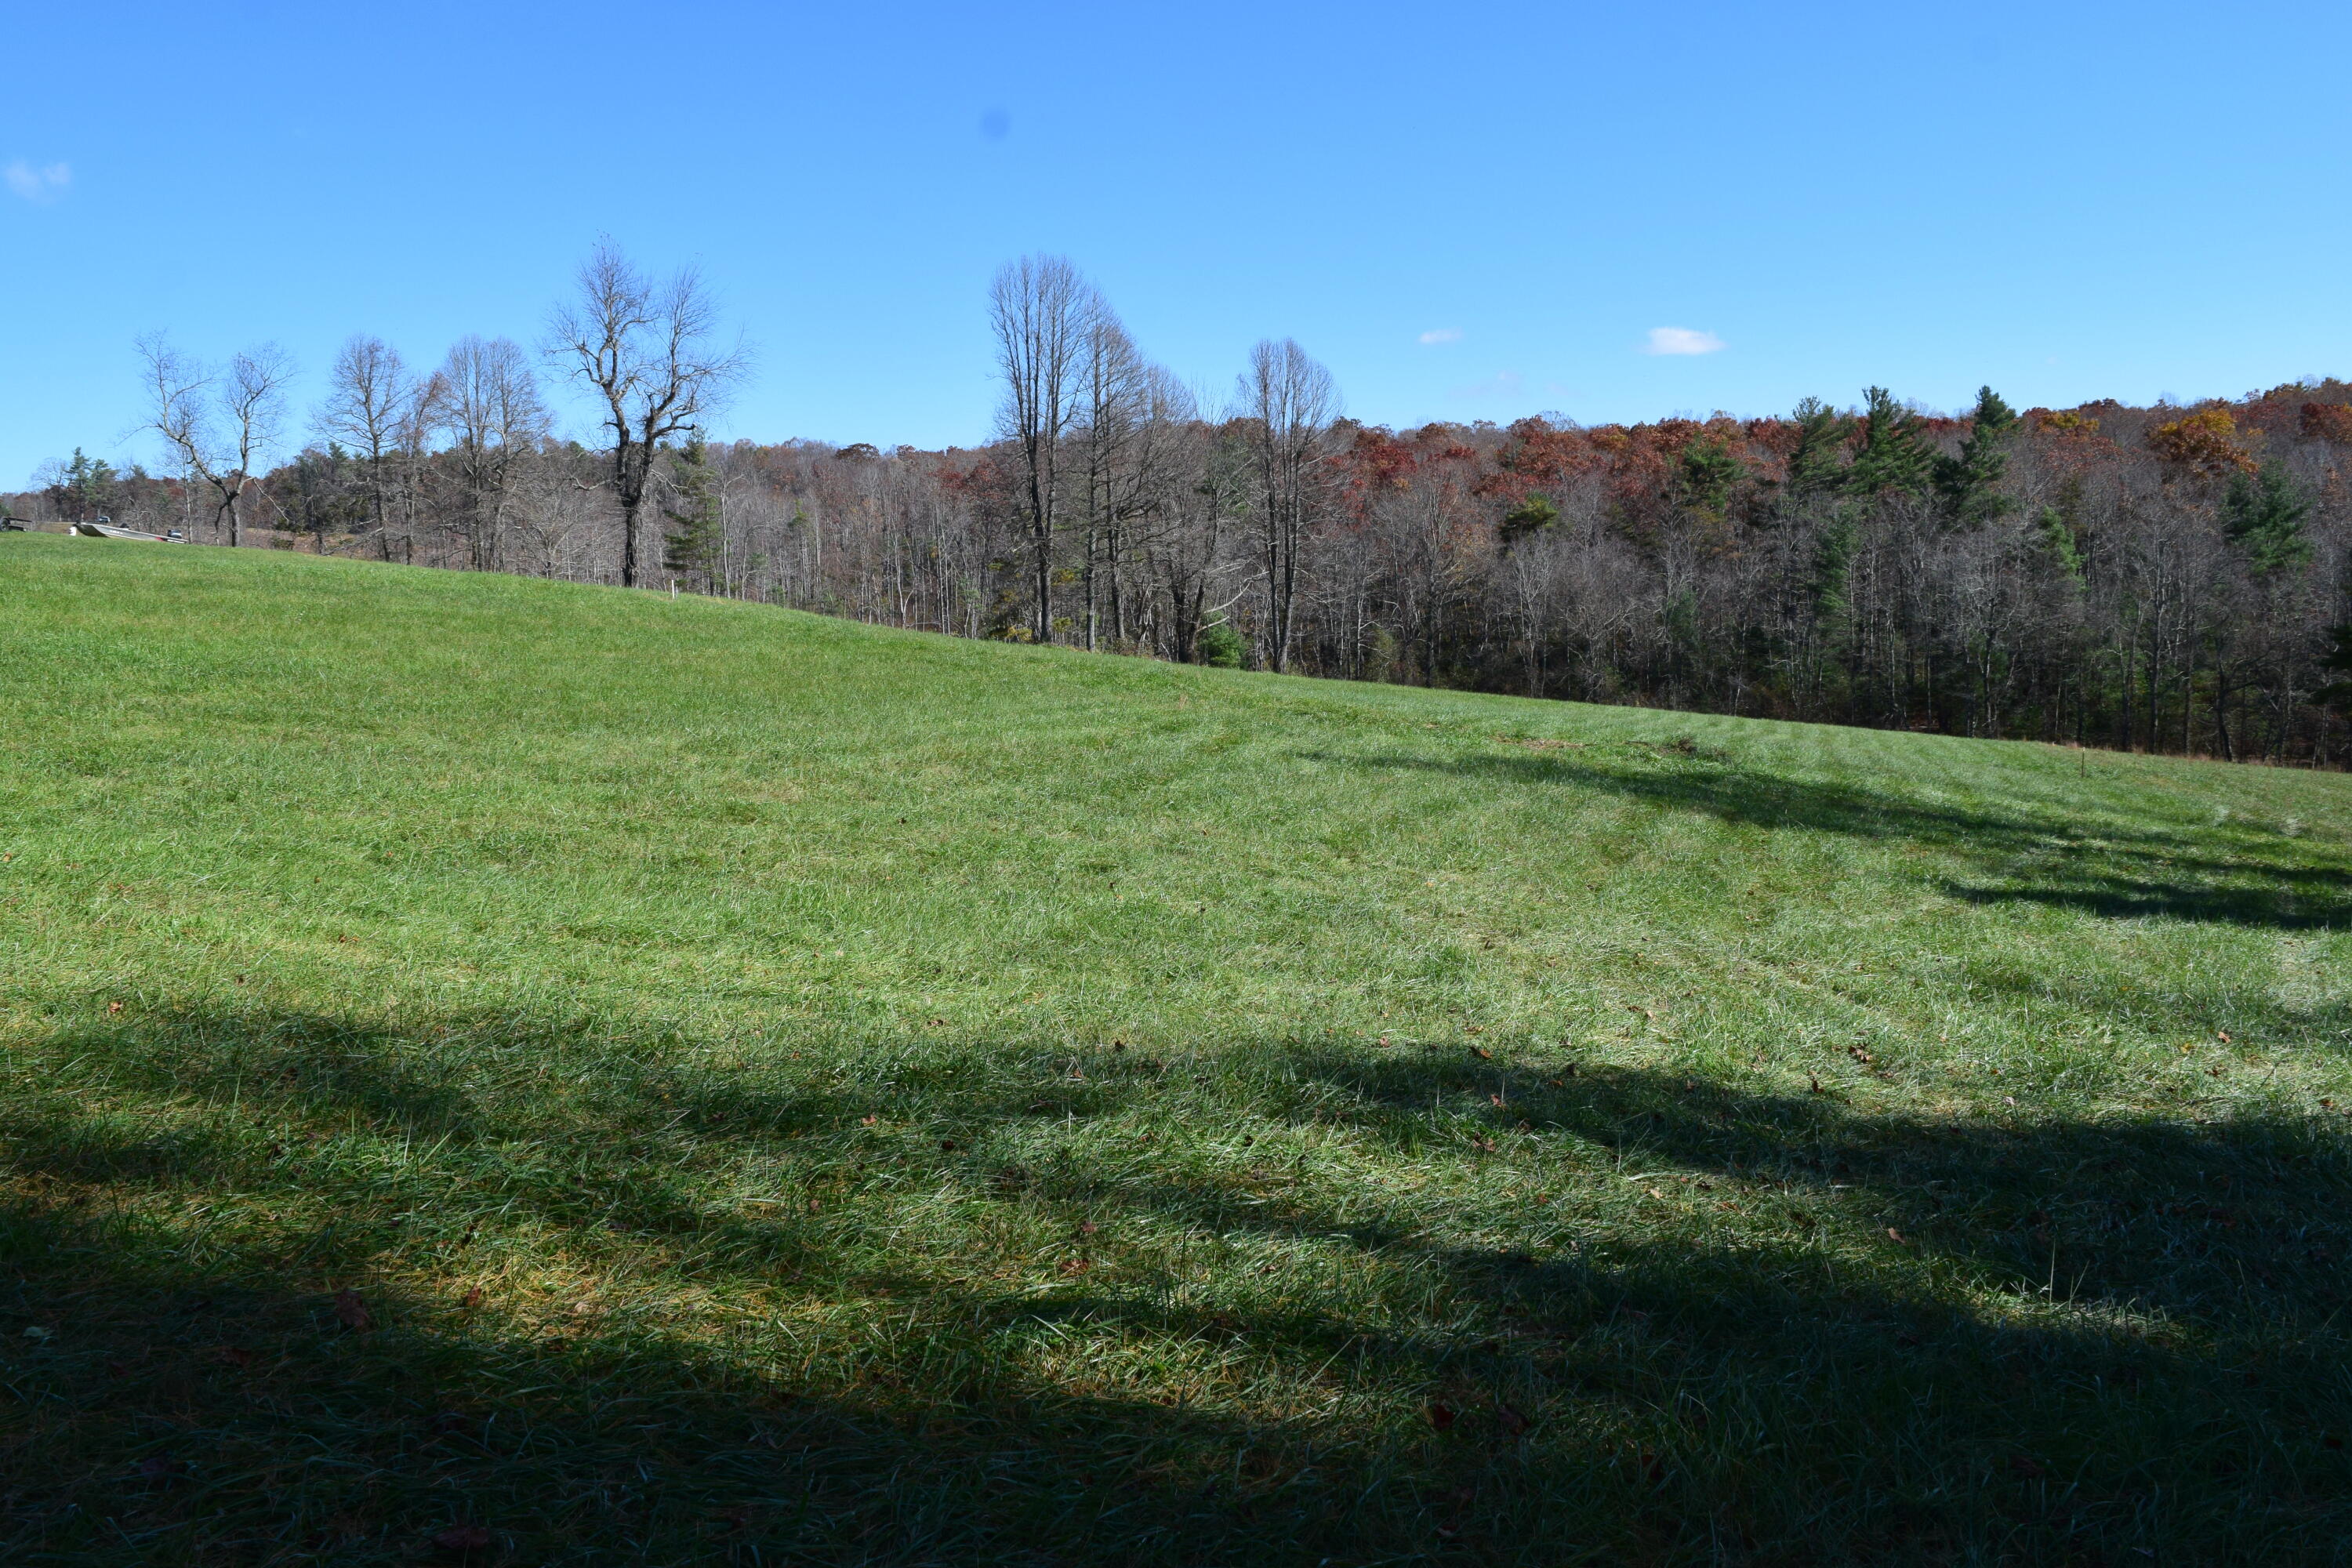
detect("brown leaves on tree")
[2147,408,2257,477]
[2301,402,2352,444]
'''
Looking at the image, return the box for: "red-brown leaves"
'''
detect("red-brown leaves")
[2301,401,2352,444]
[2148,408,2258,477]
[332,1288,372,1331]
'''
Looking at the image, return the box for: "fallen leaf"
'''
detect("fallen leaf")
[1489,1093,1505,1109]
[432,1523,494,1554]
[461,1287,484,1308]
[1077,1220,1098,1236]
[1058,1257,1091,1276]
[332,1288,373,1331]
[939,1139,957,1152]
[1427,1402,1457,1431]
[1497,1402,1532,1436]
[860,1114,877,1126]
[107,1000,123,1015]
[1471,1047,1493,1061]
[1886,1228,1908,1244]
[2218,1031,2232,1044]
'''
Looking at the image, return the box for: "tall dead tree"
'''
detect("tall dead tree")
[1240,338,1337,671]
[315,336,412,543]
[547,244,743,587]
[136,335,295,546]
[441,335,548,572]
[989,255,1093,641]
[1076,306,1149,650]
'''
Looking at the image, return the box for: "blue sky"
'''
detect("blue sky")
[4,1,2348,485]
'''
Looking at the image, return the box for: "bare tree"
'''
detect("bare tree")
[1240,338,1338,671]
[315,336,412,542]
[989,255,1094,641]
[135,335,296,546]
[546,243,745,588]
[440,336,549,571]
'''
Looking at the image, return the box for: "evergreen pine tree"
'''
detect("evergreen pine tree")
[661,437,724,590]
[1498,492,1559,548]
[1675,438,1744,519]
[2220,461,2314,575]
[1784,398,1852,499]
[1845,387,1935,496]
[2032,505,2086,586]
[1934,386,2019,526]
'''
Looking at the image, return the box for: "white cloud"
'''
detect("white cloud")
[1450,370,1525,401]
[1417,327,1462,345]
[1643,326,1724,357]
[5,160,71,202]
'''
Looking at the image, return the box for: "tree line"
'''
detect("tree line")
[13,250,2352,764]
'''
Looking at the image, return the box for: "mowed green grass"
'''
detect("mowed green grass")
[3,535,2350,1566]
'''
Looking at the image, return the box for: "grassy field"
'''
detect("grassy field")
[2,534,2348,1566]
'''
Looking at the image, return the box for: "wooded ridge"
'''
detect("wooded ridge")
[15,250,2351,765]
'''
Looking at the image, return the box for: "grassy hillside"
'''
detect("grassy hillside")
[2,535,2348,1566]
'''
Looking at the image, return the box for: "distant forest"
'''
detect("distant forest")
[13,249,2352,765]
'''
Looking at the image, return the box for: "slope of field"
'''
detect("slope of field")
[2,535,2348,1566]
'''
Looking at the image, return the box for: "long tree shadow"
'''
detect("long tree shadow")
[7,1002,2352,1563]
[1312,747,2352,931]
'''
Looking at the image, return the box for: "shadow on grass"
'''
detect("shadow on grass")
[1311,748,2352,931]
[5,1001,2350,1563]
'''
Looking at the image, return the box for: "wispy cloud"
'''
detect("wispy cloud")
[1417,328,1462,345]
[1643,326,1724,356]
[5,160,71,203]
[1450,370,1525,401]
